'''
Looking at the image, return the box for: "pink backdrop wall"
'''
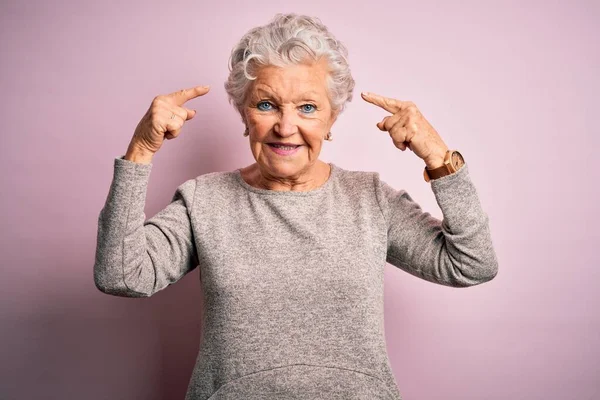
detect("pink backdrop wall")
[1,0,598,399]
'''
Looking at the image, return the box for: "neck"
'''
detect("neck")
[243,161,331,192]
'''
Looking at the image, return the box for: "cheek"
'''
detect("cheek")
[304,132,324,153]
[303,121,326,147]
[247,114,274,137]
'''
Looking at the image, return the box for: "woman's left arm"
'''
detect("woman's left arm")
[362,91,498,287]
[375,164,498,287]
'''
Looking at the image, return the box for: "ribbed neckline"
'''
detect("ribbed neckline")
[233,163,338,196]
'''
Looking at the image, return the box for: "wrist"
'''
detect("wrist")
[425,159,444,169]
[125,143,154,164]
[424,147,449,169]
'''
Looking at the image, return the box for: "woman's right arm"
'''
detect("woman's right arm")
[93,153,198,297]
[93,85,210,297]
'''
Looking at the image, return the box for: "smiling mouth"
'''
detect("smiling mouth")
[267,143,301,150]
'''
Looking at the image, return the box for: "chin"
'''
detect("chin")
[255,145,315,178]
[263,159,308,178]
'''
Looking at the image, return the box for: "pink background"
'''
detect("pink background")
[1,0,598,399]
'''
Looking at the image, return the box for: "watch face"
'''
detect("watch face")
[451,151,465,169]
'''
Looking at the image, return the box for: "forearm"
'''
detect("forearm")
[93,156,155,297]
[383,163,498,287]
[94,155,199,297]
[427,163,498,285]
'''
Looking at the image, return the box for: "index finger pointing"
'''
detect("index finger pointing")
[361,91,406,114]
[169,85,211,105]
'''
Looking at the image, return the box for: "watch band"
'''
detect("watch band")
[423,150,462,182]
[424,164,452,180]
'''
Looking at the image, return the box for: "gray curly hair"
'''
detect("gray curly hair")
[224,13,355,121]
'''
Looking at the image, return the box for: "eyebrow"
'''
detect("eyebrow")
[255,88,320,102]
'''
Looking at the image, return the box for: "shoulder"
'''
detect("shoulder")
[333,163,381,190]
[331,163,384,203]
[172,170,239,202]
[329,164,388,224]
[331,164,409,218]
[190,170,240,195]
[194,170,236,186]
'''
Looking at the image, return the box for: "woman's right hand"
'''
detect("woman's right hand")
[126,85,211,161]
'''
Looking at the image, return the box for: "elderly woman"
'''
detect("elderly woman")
[94,13,498,400]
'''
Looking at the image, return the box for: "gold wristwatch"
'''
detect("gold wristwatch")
[423,150,465,182]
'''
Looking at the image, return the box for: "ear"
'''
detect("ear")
[240,112,249,129]
[330,109,340,126]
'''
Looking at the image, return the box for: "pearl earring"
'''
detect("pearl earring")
[325,131,332,141]
[243,127,249,137]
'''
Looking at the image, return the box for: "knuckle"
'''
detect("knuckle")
[149,107,161,120]
[150,101,160,110]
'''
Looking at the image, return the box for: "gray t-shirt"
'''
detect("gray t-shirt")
[94,156,498,400]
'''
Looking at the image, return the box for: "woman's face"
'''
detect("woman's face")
[243,58,338,180]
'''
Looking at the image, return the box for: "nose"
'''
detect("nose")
[273,109,298,137]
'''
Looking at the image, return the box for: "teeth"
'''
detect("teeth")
[272,144,297,150]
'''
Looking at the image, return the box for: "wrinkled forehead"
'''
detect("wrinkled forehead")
[248,61,331,103]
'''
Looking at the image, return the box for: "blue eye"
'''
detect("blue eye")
[300,104,316,113]
[257,101,273,111]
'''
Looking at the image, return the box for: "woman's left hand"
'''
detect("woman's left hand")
[361,91,449,169]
